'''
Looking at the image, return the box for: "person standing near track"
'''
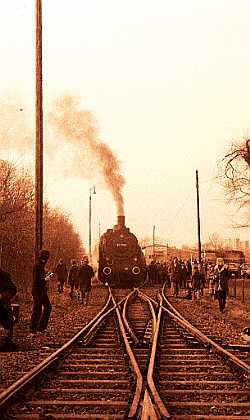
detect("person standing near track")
[68,260,79,299]
[214,258,229,313]
[30,249,52,334]
[0,268,17,346]
[78,256,94,305]
[54,258,68,293]
[168,257,182,297]
[191,264,202,300]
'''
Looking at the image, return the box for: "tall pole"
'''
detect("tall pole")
[98,221,101,241]
[89,191,92,261]
[35,0,43,259]
[153,225,155,261]
[89,186,96,262]
[196,170,202,264]
[0,237,3,267]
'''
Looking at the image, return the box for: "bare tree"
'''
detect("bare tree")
[0,160,34,221]
[43,204,85,271]
[0,161,85,297]
[203,232,224,250]
[219,139,250,227]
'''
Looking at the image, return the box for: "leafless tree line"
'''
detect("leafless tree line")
[0,159,85,297]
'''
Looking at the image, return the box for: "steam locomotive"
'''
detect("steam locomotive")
[98,215,147,287]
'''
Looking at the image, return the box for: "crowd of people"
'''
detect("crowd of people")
[0,251,230,350]
[147,256,229,313]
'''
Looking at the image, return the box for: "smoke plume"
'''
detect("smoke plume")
[48,96,125,215]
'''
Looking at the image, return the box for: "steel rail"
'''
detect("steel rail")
[0,290,116,413]
[83,297,123,345]
[137,288,159,307]
[146,294,171,419]
[161,283,250,382]
[110,288,143,419]
[137,289,158,341]
[141,389,159,420]
[122,288,140,345]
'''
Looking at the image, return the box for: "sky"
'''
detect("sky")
[0,0,250,251]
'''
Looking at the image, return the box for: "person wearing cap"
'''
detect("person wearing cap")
[213,258,229,313]
[77,256,94,305]
[30,249,52,334]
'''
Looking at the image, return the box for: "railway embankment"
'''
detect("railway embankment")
[166,287,250,347]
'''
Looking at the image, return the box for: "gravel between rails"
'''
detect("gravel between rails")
[0,282,108,390]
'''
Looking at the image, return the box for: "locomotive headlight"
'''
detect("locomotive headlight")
[134,257,138,262]
[132,266,140,275]
[103,267,112,275]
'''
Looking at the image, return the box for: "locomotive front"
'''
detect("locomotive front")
[98,215,146,287]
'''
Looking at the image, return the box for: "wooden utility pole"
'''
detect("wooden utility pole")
[89,186,96,263]
[196,170,202,264]
[152,225,155,261]
[35,0,43,259]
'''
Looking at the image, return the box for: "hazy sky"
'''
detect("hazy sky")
[1,0,250,250]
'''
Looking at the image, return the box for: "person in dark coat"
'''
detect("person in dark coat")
[78,256,94,305]
[191,265,203,300]
[30,249,52,334]
[0,268,17,343]
[180,261,189,289]
[148,261,157,285]
[213,258,229,313]
[54,258,68,293]
[68,260,79,299]
[168,257,182,297]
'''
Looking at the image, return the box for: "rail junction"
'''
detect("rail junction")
[0,284,249,419]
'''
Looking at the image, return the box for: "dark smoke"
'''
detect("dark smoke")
[48,96,125,215]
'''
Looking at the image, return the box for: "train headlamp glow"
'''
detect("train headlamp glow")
[132,266,140,275]
[103,267,111,275]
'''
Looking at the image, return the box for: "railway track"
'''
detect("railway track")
[1,291,142,419]
[157,313,250,418]
[1,284,249,419]
[162,284,250,366]
[163,285,250,366]
[122,290,155,377]
[10,317,133,419]
[147,288,250,419]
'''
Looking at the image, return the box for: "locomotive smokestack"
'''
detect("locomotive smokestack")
[117,215,125,227]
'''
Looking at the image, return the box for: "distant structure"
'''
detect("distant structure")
[141,236,250,265]
[224,238,249,251]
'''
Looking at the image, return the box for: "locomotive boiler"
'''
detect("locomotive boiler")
[98,215,147,287]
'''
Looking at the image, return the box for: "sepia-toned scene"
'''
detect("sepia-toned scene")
[0,1,249,418]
